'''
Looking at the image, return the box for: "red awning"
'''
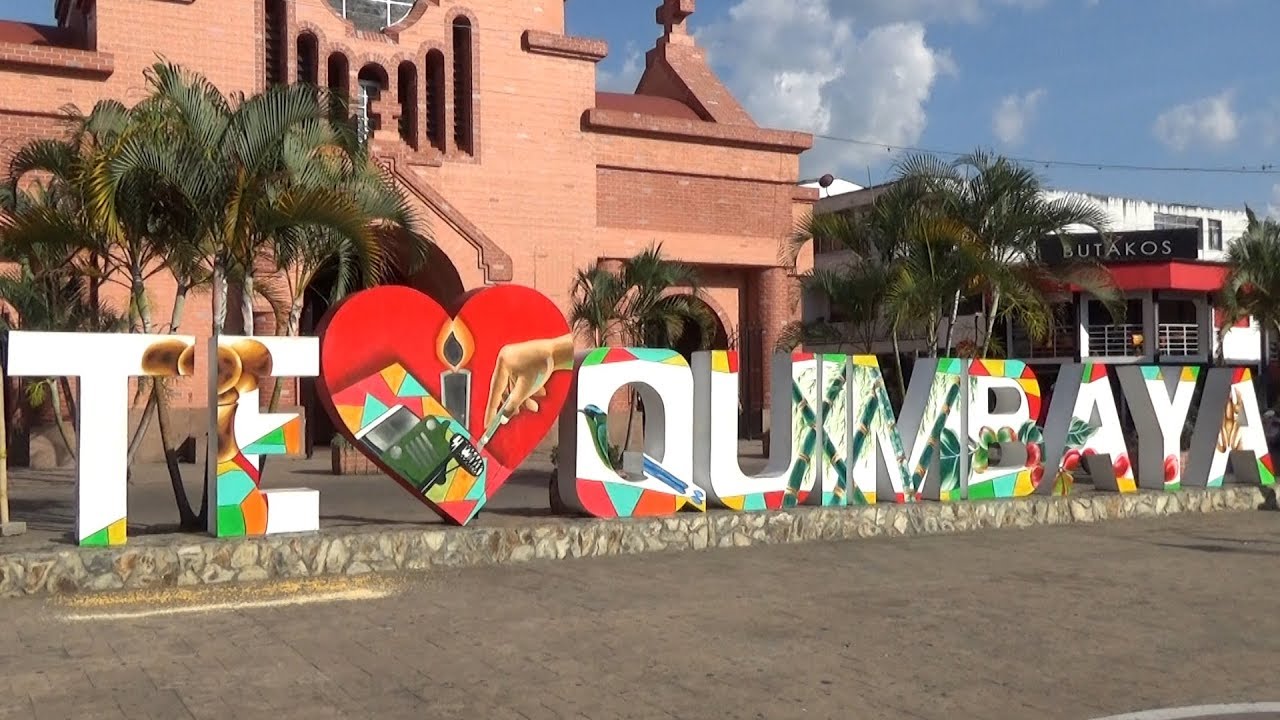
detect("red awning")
[1065,260,1229,293]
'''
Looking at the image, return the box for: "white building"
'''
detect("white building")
[801,185,1261,366]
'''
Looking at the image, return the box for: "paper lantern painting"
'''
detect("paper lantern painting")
[316,285,572,525]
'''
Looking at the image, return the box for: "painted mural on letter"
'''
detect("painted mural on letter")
[317,284,573,525]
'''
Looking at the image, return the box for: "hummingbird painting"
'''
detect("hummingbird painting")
[579,404,613,468]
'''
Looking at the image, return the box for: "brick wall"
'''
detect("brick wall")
[0,0,810,457]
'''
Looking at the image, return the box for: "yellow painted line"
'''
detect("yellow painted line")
[61,586,391,622]
[52,575,402,621]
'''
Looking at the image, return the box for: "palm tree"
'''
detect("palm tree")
[778,211,896,354]
[1218,206,1280,406]
[112,60,417,337]
[894,149,1121,356]
[568,243,712,450]
[784,175,972,398]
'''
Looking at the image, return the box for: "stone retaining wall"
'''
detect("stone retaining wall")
[0,487,1266,598]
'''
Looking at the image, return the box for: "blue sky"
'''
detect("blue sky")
[4,0,1277,215]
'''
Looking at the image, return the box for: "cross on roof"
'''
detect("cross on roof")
[657,0,695,38]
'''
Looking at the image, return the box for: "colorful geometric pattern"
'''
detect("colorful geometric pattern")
[81,518,127,547]
[966,359,1043,500]
[330,362,502,525]
[569,348,705,519]
[716,352,816,511]
[214,401,304,538]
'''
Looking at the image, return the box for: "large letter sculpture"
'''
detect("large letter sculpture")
[1184,367,1275,488]
[208,336,319,537]
[7,331,195,545]
[965,359,1044,499]
[316,284,571,525]
[1116,365,1200,491]
[907,358,967,501]
[558,348,703,517]
[690,351,819,512]
[1040,363,1135,494]
[840,356,911,505]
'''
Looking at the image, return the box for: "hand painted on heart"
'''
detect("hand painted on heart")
[316,285,573,525]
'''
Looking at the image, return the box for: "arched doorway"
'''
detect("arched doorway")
[666,294,731,364]
[299,235,466,453]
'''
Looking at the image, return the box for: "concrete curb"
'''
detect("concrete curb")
[0,486,1267,598]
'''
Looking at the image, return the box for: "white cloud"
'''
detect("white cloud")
[1268,183,1280,220]
[699,0,962,176]
[1153,91,1239,152]
[597,44,643,93]
[820,0,1045,25]
[992,88,1046,146]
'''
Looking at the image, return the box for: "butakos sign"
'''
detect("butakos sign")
[7,285,1273,547]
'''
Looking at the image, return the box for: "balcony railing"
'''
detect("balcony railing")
[1009,326,1078,359]
[1157,323,1201,357]
[1085,324,1144,358]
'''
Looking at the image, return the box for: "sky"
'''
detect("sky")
[3,0,1277,216]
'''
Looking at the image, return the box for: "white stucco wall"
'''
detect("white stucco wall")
[1042,189,1249,261]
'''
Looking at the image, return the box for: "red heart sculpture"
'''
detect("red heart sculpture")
[316,284,572,525]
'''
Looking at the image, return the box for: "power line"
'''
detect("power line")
[812,133,1280,176]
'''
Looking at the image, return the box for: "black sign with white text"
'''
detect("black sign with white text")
[1039,228,1200,265]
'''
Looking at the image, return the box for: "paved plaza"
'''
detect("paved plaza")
[2,511,1279,719]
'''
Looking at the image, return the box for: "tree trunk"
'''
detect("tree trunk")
[891,322,907,403]
[240,273,256,337]
[0,364,9,527]
[268,297,304,413]
[47,381,76,462]
[943,289,962,354]
[155,377,199,529]
[981,289,1003,357]
[212,261,229,336]
[59,377,78,434]
[128,284,189,464]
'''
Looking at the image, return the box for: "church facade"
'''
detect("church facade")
[0,0,814,458]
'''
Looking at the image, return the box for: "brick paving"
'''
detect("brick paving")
[2,512,1279,719]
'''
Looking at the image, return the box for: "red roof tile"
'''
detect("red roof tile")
[0,21,80,48]
[594,92,702,121]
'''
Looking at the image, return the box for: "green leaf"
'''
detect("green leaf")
[940,428,961,457]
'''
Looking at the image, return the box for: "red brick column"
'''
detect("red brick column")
[755,266,798,414]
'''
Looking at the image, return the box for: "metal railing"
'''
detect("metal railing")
[1085,324,1145,357]
[1157,323,1201,357]
[1009,326,1078,359]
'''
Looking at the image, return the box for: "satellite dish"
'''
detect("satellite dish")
[818,174,835,188]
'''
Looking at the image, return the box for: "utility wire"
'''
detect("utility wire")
[812,134,1280,175]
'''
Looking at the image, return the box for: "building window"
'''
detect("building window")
[452,17,474,155]
[398,61,419,150]
[1153,212,1203,231]
[425,50,446,152]
[1207,218,1223,251]
[330,0,416,31]
[264,0,287,87]
[355,65,388,145]
[326,52,350,117]
[296,34,319,86]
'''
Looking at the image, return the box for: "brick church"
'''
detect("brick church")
[0,0,814,457]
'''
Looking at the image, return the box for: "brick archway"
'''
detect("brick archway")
[659,287,734,350]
